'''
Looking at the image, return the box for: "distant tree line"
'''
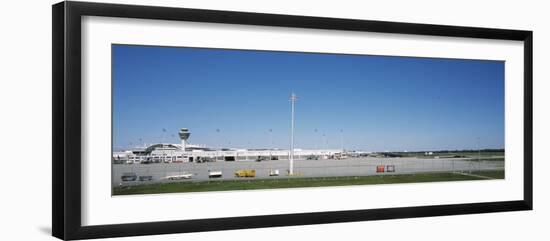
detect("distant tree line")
[433,149,504,153]
[378,149,504,157]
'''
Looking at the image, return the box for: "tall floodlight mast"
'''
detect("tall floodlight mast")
[289,93,298,175]
[269,129,273,149]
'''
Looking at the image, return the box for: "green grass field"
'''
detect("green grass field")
[468,170,505,179]
[113,170,504,195]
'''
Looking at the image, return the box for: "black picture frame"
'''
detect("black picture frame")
[52,1,533,240]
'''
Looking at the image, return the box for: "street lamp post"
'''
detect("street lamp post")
[161,128,167,145]
[268,129,273,160]
[322,133,327,149]
[314,128,318,149]
[269,129,273,149]
[216,128,220,149]
[477,137,481,162]
[340,129,344,151]
[477,137,481,171]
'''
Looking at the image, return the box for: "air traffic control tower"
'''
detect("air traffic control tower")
[178,128,191,151]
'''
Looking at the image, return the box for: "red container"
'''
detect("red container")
[376,165,385,173]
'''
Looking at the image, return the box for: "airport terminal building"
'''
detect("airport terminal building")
[112,144,343,164]
[113,128,343,164]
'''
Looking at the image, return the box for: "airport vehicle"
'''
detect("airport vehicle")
[386,165,396,173]
[208,170,223,178]
[138,175,153,181]
[121,172,137,181]
[235,169,256,177]
[335,153,348,160]
[196,157,216,163]
[306,155,319,160]
[164,173,193,180]
[255,156,268,162]
[269,169,280,176]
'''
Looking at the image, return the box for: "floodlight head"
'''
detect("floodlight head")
[289,93,298,102]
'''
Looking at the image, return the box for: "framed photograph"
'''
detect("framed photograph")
[52,1,532,240]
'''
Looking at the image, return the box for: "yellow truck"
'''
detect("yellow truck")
[235,169,256,178]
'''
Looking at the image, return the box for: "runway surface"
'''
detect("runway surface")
[112,157,504,186]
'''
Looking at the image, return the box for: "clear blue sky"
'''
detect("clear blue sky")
[112,44,504,151]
